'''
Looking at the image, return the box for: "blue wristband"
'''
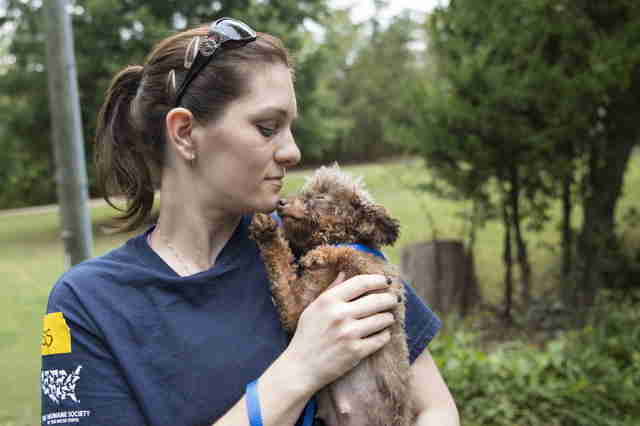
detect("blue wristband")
[301,396,316,426]
[247,379,317,426]
[246,379,264,426]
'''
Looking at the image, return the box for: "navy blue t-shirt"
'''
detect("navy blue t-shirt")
[40,216,441,426]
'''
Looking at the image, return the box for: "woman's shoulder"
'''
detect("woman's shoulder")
[63,231,145,273]
[48,230,156,304]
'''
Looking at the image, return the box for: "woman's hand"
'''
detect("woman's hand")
[283,273,399,393]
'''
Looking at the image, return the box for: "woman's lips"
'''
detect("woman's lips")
[265,178,283,189]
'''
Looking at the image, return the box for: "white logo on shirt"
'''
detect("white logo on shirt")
[41,365,82,405]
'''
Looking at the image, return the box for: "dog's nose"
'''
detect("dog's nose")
[277,199,288,208]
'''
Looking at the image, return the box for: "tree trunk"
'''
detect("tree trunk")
[509,165,532,309]
[578,135,635,308]
[400,239,481,317]
[561,170,574,307]
[502,198,514,322]
[462,200,481,317]
[461,248,479,317]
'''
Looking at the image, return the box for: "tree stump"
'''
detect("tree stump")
[400,240,481,317]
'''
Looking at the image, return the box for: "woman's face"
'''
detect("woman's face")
[189,62,301,215]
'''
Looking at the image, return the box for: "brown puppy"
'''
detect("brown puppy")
[249,164,413,426]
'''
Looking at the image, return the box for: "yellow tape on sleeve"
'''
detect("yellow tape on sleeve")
[42,312,72,356]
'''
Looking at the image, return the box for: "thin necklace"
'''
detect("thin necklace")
[161,235,193,276]
[150,228,197,276]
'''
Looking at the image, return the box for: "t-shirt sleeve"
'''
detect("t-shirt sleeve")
[402,280,442,364]
[41,280,147,426]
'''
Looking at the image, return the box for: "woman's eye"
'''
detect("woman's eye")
[257,125,276,137]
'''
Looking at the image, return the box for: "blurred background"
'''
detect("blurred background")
[1,0,639,424]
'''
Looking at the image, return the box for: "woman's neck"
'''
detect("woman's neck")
[149,183,242,276]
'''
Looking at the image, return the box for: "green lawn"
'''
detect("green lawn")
[1,156,639,425]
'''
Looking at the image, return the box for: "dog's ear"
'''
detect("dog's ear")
[353,201,400,247]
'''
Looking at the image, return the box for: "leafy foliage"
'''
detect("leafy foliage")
[432,294,640,425]
[335,12,422,161]
[289,8,425,163]
[290,9,359,162]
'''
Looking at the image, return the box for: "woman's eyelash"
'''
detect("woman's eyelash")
[257,125,276,137]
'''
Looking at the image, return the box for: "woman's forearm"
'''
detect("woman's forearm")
[415,405,460,426]
[212,349,315,426]
[409,349,460,426]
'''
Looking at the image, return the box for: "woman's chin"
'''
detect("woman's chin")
[254,197,279,214]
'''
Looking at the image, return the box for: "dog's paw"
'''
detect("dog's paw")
[301,253,328,269]
[249,213,278,241]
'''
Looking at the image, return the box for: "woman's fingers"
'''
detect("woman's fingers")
[347,312,395,339]
[348,292,398,319]
[326,271,346,291]
[287,273,399,390]
[357,328,392,359]
[329,274,389,302]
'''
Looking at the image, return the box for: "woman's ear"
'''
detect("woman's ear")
[165,107,197,162]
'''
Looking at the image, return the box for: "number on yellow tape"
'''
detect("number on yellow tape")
[42,312,71,356]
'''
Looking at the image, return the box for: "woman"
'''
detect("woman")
[40,18,459,426]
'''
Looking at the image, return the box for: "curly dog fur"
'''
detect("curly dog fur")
[249,164,413,426]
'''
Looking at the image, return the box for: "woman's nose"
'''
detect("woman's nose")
[276,128,301,167]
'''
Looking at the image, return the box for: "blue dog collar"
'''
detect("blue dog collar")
[270,212,387,261]
[335,243,387,261]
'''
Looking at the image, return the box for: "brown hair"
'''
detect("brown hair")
[95,25,293,231]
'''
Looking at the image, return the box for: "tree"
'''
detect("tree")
[398,0,640,317]
[572,1,640,306]
[291,8,360,163]
[337,10,423,161]
[294,4,425,164]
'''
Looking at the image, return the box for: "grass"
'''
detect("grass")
[1,155,639,425]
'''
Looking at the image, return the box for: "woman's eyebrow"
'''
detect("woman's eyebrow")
[255,106,298,121]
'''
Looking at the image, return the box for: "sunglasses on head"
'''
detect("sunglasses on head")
[173,17,257,107]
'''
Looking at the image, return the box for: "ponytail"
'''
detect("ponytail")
[95,65,156,232]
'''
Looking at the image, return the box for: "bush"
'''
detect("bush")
[431,296,640,426]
